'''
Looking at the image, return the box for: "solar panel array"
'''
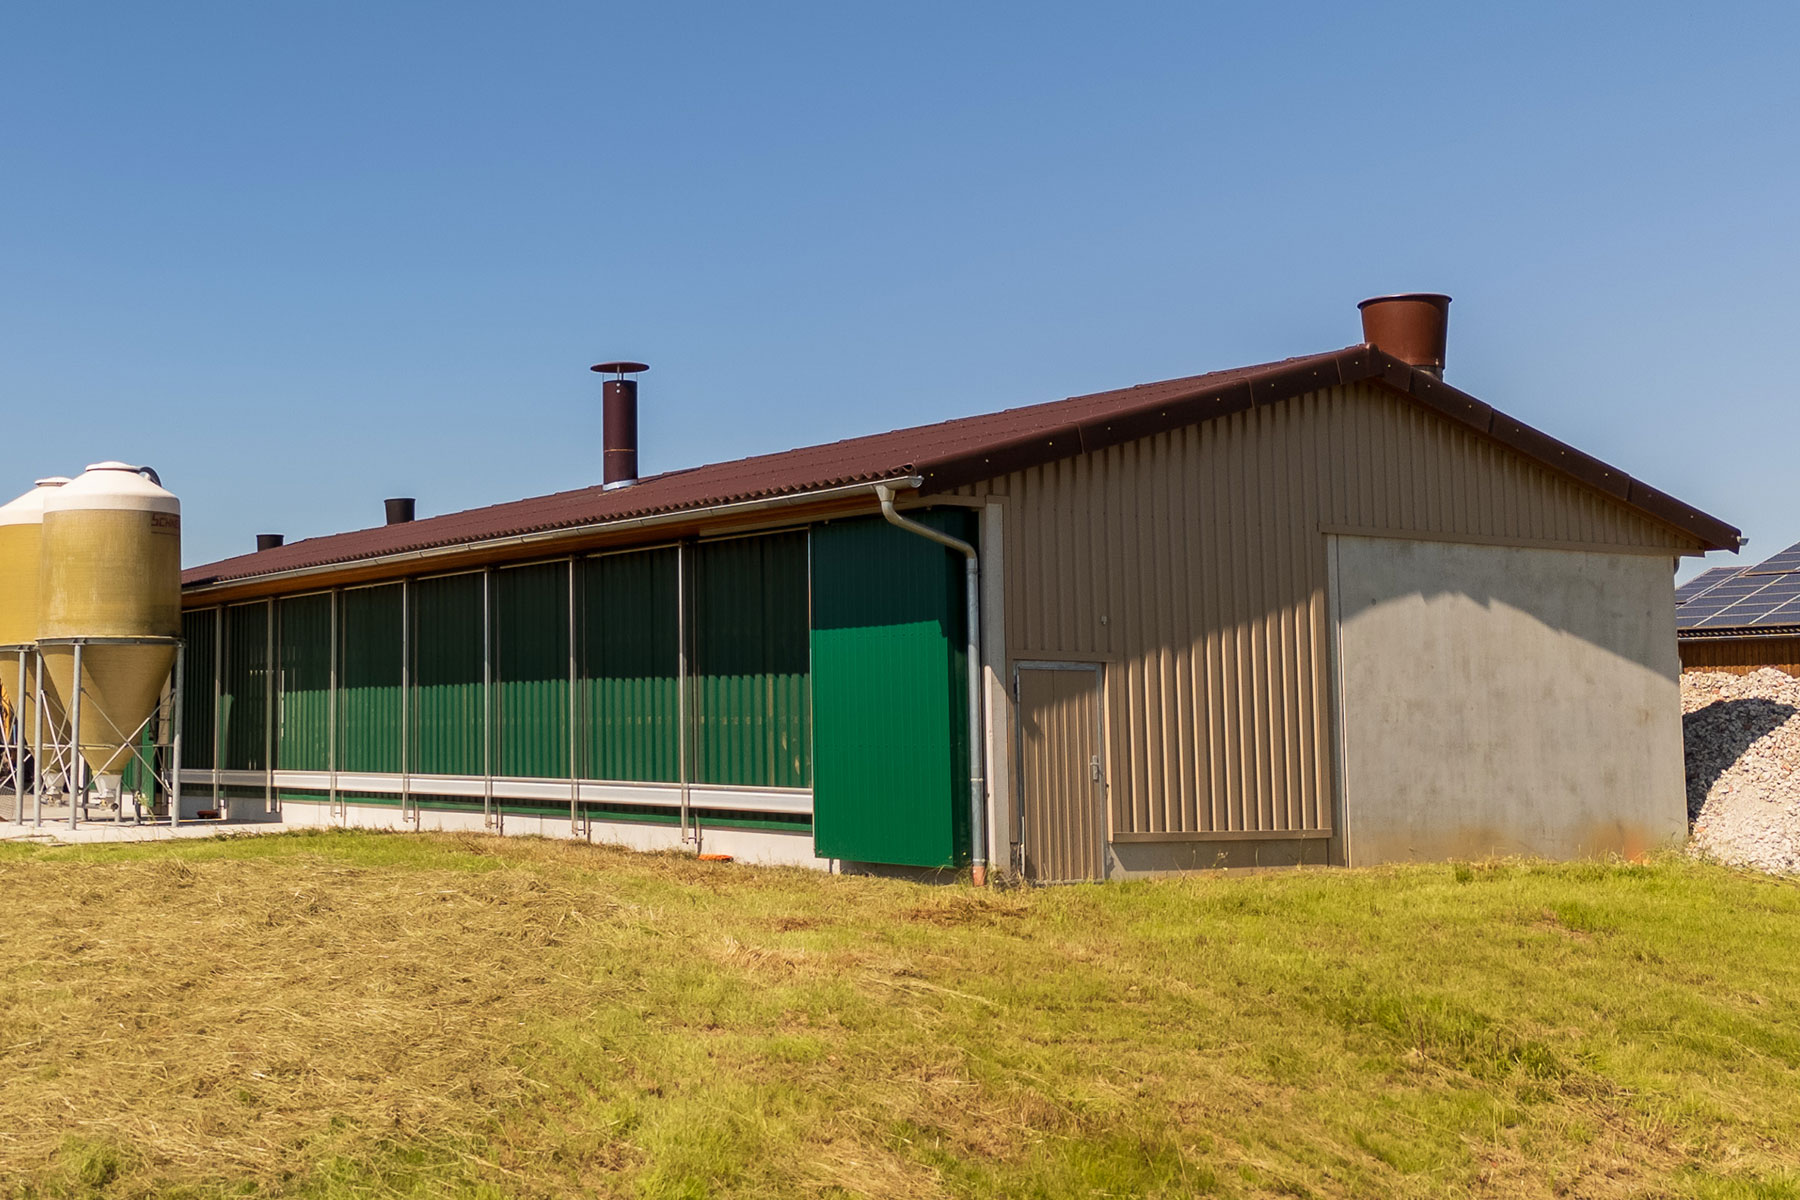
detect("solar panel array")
[1677,541,1800,630]
[1744,543,1800,576]
[1675,566,1742,606]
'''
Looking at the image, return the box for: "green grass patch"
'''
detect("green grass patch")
[1,831,1797,1197]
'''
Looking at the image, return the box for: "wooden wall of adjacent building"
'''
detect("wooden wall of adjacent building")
[948,381,1699,850]
[1680,637,1800,678]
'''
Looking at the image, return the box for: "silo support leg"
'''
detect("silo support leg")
[67,642,82,831]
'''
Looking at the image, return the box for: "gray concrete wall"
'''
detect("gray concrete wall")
[1332,535,1686,866]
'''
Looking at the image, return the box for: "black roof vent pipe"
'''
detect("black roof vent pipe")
[256,533,285,552]
[385,497,416,525]
[591,360,648,490]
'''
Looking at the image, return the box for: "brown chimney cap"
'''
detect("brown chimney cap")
[1358,292,1451,310]
[591,361,649,376]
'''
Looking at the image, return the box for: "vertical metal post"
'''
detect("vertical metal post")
[170,641,184,827]
[212,607,223,815]
[68,641,83,831]
[568,559,579,836]
[964,555,986,881]
[328,589,339,821]
[265,600,276,814]
[12,651,25,824]
[401,578,411,825]
[677,542,692,845]
[31,652,45,827]
[482,567,493,829]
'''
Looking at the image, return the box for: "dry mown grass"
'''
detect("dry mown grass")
[2,842,596,1184]
[1,831,1798,1199]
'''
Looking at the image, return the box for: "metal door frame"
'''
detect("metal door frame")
[1012,660,1106,883]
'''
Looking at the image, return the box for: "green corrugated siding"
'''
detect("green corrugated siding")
[180,608,216,771]
[220,602,270,772]
[810,511,973,868]
[495,561,570,778]
[577,548,678,782]
[277,593,332,770]
[411,573,485,776]
[692,531,811,788]
[120,723,157,797]
[339,585,402,774]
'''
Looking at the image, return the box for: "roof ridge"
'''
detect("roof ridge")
[182,345,1740,591]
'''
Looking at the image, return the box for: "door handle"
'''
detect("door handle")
[1090,755,1101,782]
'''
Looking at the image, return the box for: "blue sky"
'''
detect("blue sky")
[3,2,1795,576]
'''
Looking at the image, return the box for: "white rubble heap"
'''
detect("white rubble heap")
[1682,667,1800,875]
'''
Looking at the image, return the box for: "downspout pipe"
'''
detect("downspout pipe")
[875,484,988,886]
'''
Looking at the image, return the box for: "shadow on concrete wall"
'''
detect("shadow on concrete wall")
[1683,698,1798,823]
[1331,540,1680,686]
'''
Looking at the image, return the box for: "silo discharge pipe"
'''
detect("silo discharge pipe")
[874,484,988,886]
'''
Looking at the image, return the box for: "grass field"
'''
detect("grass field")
[1,832,1798,1199]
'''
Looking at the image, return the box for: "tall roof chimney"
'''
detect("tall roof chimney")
[1358,293,1451,378]
[591,361,648,490]
[256,533,285,552]
[385,497,416,525]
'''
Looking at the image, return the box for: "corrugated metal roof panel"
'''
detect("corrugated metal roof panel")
[184,346,1742,591]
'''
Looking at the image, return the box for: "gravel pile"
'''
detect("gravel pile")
[1682,668,1800,874]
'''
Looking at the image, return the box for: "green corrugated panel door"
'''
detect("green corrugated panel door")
[220,602,270,772]
[180,608,216,772]
[810,511,973,867]
[411,574,484,776]
[339,585,402,774]
[277,594,331,770]
[495,562,570,779]
[692,532,811,788]
[578,549,678,782]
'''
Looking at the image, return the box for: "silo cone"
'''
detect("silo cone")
[0,478,72,755]
[39,463,181,779]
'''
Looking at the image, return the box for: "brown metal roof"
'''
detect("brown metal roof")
[182,345,1740,592]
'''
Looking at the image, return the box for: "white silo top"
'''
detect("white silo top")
[46,464,179,516]
[0,477,72,527]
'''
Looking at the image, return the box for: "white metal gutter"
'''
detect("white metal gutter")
[875,483,989,886]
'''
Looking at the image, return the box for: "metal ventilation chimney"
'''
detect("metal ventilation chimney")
[256,533,285,551]
[385,498,416,525]
[1358,293,1451,378]
[590,361,648,489]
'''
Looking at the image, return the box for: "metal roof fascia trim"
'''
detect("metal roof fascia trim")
[182,474,927,596]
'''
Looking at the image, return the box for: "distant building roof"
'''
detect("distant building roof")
[184,344,1741,594]
[1678,542,1800,635]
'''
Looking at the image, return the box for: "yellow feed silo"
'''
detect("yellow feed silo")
[0,478,72,748]
[39,463,181,778]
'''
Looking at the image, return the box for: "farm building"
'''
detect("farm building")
[1676,544,1800,677]
[177,295,1740,881]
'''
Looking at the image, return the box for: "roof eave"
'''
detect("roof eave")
[919,345,1738,553]
[1678,626,1800,641]
[181,474,924,599]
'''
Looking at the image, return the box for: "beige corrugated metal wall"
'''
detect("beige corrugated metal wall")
[1016,665,1106,881]
[950,381,1698,845]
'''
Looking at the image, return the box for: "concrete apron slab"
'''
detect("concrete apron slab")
[0,818,291,845]
[0,808,828,869]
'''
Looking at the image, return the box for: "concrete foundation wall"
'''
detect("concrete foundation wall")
[1332,535,1686,865]
[277,800,831,869]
